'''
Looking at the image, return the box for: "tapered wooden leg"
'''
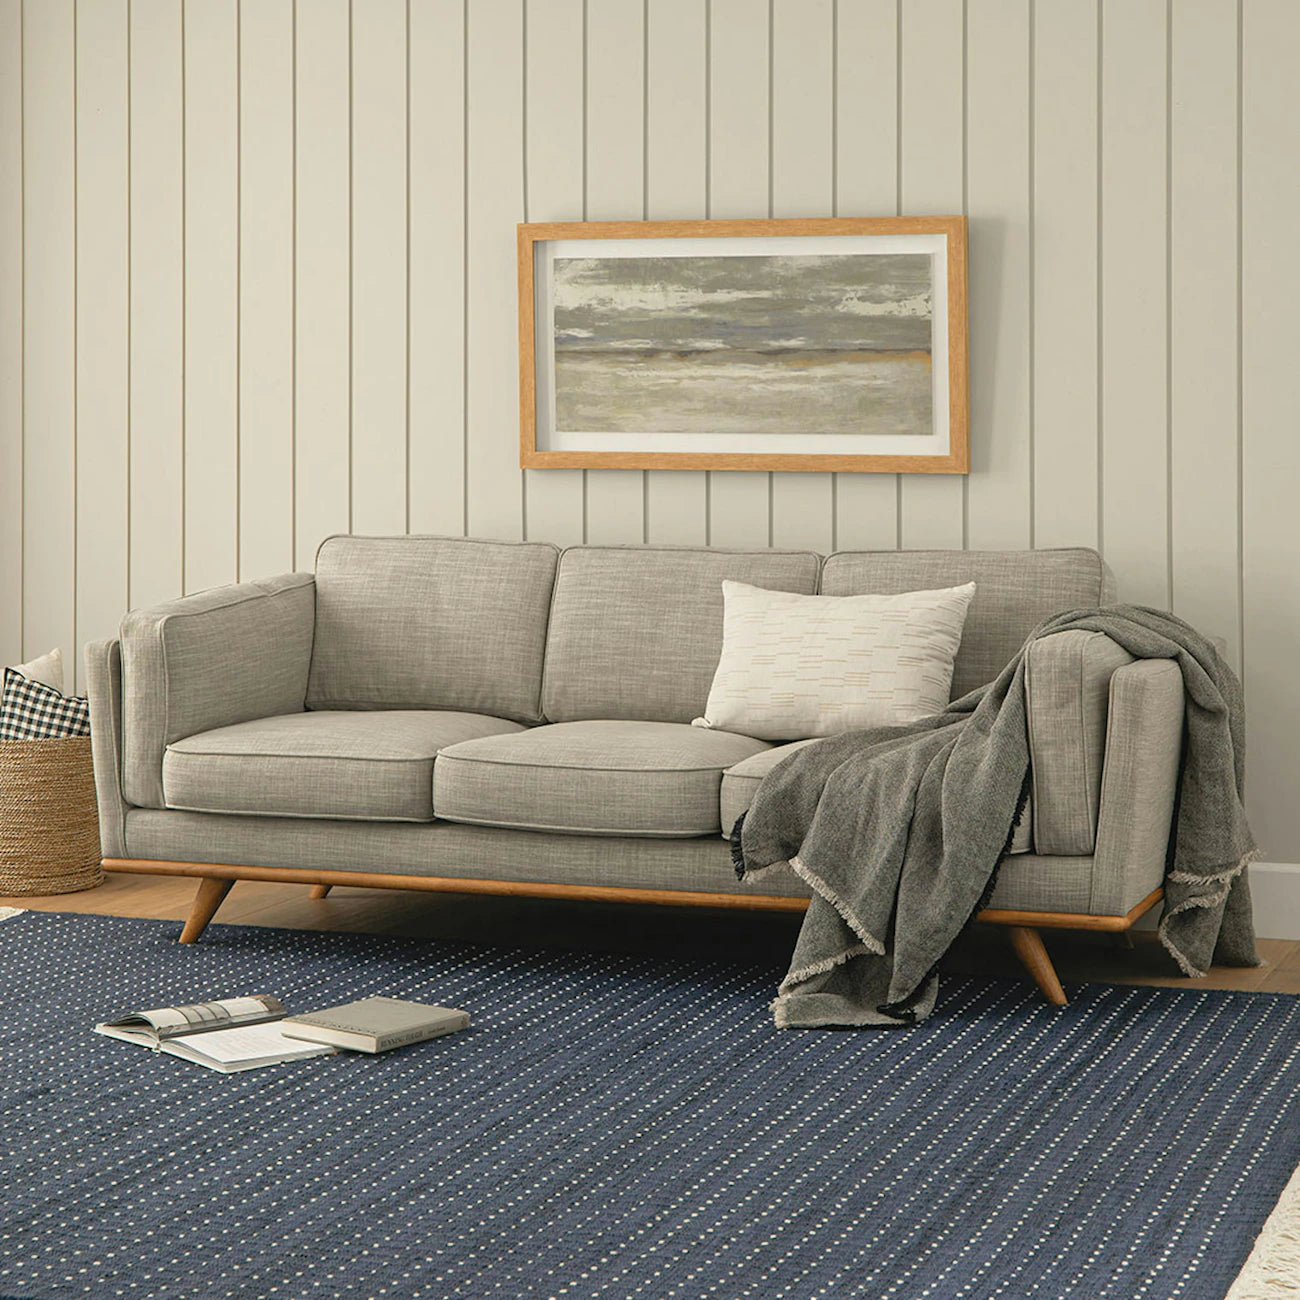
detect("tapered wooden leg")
[308,885,332,900]
[179,877,235,944]
[1007,925,1068,1006]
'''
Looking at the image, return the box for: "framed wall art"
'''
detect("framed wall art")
[518,217,968,474]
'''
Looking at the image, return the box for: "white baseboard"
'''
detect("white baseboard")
[1248,863,1300,941]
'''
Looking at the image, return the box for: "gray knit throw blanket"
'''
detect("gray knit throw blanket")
[731,606,1260,1028]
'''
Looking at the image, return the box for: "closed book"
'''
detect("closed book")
[279,996,470,1053]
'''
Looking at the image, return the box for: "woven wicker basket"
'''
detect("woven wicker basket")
[0,737,104,895]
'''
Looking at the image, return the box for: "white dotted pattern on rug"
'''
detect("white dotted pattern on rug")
[1,911,1298,1300]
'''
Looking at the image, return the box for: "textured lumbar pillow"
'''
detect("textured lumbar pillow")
[11,647,64,694]
[693,580,976,742]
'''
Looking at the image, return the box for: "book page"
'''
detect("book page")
[169,1022,334,1065]
[103,996,285,1039]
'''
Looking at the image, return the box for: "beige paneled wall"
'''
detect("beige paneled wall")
[1,0,1297,859]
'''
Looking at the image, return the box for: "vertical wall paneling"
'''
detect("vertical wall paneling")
[22,0,77,661]
[768,0,834,554]
[408,0,466,538]
[1242,0,1300,860]
[897,0,965,550]
[1031,0,1099,551]
[183,0,238,593]
[238,0,294,578]
[0,0,21,665]
[75,0,129,681]
[350,0,407,536]
[465,0,524,540]
[520,0,585,547]
[582,0,646,545]
[964,0,1032,553]
[7,1,1300,862]
[833,0,900,552]
[295,0,352,560]
[643,0,708,546]
[1169,0,1241,667]
[1098,0,1168,607]
[706,0,770,548]
[128,0,184,610]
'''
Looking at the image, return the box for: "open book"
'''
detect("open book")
[94,996,336,1073]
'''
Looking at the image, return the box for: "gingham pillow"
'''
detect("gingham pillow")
[0,667,91,740]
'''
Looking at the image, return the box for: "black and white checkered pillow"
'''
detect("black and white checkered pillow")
[0,667,91,740]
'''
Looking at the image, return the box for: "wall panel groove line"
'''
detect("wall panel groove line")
[0,0,24,665]
[1026,0,1034,549]
[1164,0,1173,609]
[347,0,354,538]
[403,0,410,537]
[463,0,469,538]
[1234,0,1244,678]
[1094,0,1103,560]
[233,0,239,577]
[290,0,297,563]
[72,0,79,676]
[5,0,1298,861]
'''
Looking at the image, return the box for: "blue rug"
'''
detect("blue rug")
[1,910,1298,1300]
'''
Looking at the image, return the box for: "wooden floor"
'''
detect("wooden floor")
[4,871,1299,996]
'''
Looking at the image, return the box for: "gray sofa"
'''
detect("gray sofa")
[85,537,1186,1003]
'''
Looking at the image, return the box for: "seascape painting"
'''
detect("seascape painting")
[550,253,934,437]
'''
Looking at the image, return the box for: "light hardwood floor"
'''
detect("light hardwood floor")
[4,872,1298,996]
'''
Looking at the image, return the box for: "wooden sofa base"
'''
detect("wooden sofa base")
[102,858,1164,1008]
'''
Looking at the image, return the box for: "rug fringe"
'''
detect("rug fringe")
[1225,1157,1300,1299]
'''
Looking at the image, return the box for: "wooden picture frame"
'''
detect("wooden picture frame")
[518,217,968,474]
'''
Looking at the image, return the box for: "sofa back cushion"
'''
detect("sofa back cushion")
[542,546,821,724]
[820,548,1114,699]
[307,536,559,724]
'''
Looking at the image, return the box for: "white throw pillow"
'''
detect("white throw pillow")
[11,647,64,694]
[692,580,976,742]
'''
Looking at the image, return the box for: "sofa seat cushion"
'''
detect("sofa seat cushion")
[434,721,770,837]
[163,711,525,822]
[720,738,1034,854]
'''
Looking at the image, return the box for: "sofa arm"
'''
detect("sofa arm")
[120,573,316,809]
[85,639,129,859]
[1026,629,1135,855]
[1088,659,1185,915]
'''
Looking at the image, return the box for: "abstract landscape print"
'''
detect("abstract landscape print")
[550,252,934,438]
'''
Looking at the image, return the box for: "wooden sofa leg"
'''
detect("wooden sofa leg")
[308,885,332,900]
[179,877,234,944]
[1007,925,1068,1006]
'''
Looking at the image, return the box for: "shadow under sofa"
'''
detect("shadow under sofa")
[84,537,1184,1006]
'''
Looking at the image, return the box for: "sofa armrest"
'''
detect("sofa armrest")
[1026,629,1135,855]
[120,573,316,809]
[1088,659,1185,915]
[85,638,129,858]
